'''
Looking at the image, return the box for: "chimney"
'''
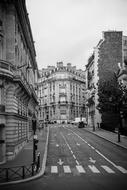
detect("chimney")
[57,62,63,68]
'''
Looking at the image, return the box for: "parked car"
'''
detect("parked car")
[78,121,85,128]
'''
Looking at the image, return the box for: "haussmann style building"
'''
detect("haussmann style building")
[0,0,39,163]
[38,62,86,125]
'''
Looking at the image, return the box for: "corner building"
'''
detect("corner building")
[0,0,39,163]
[38,62,86,125]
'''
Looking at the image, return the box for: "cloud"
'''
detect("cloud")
[26,0,127,70]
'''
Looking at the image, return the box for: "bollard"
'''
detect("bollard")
[22,166,25,179]
[6,168,9,181]
[37,152,40,171]
[118,130,121,143]
[32,163,34,176]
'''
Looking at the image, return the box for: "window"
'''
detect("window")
[60,110,66,114]
[124,40,127,46]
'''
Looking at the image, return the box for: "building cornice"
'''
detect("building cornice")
[14,0,37,70]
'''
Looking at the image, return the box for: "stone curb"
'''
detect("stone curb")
[0,126,49,186]
[84,128,127,150]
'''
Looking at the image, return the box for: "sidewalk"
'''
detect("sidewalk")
[84,127,127,150]
[0,126,49,185]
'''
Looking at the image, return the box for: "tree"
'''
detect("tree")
[97,77,127,133]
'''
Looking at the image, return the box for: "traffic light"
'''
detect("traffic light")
[34,139,38,150]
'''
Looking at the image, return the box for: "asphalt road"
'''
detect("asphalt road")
[2,124,127,190]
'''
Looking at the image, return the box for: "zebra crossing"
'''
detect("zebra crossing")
[46,165,127,175]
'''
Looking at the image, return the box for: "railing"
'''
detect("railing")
[0,104,5,112]
[0,60,14,79]
[0,161,40,183]
[0,60,15,73]
[58,101,68,105]
[0,60,36,98]
[14,69,31,95]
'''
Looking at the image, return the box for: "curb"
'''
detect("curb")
[84,128,127,150]
[0,126,49,186]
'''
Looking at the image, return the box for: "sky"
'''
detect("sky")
[26,0,127,70]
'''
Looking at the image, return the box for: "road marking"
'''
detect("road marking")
[63,127,127,173]
[101,165,115,173]
[116,166,127,173]
[88,165,100,173]
[73,155,76,159]
[76,160,80,165]
[63,166,71,173]
[61,132,80,165]
[49,165,127,175]
[57,158,64,165]
[89,157,96,164]
[51,166,58,173]
[76,165,86,173]
[95,149,118,168]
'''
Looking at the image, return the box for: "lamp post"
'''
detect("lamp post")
[117,102,122,143]
[33,134,38,163]
[32,118,38,163]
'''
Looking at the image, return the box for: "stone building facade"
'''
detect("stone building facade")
[38,62,86,125]
[0,0,39,163]
[85,31,126,130]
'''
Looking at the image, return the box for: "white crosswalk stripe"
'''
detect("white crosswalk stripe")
[63,165,71,173]
[101,165,115,173]
[116,166,127,173]
[88,165,100,173]
[76,165,86,173]
[49,165,127,175]
[51,166,58,173]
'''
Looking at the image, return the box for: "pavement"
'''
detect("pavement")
[84,126,127,149]
[0,124,127,186]
[0,126,49,186]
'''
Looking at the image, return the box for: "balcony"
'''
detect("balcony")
[0,104,5,112]
[59,92,67,97]
[58,101,68,105]
[0,60,14,79]
[0,123,5,128]
[14,69,31,95]
[0,60,37,102]
[50,101,55,105]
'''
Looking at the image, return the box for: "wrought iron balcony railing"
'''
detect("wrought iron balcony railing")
[0,60,38,102]
[0,104,5,112]
[0,60,14,78]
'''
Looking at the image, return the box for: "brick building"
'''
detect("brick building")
[0,0,39,163]
[85,31,126,130]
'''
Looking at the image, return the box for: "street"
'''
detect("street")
[2,124,127,190]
